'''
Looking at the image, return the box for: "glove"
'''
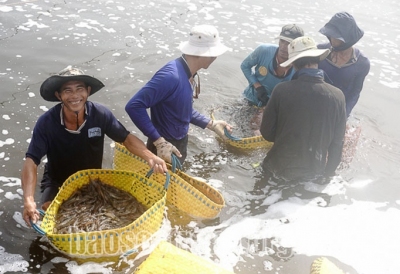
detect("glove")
[153,137,181,164]
[255,86,269,106]
[207,120,229,140]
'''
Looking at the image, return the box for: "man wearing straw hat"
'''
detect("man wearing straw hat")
[125,25,232,165]
[260,36,347,181]
[21,66,168,226]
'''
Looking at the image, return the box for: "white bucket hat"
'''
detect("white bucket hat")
[280,36,330,67]
[178,25,230,57]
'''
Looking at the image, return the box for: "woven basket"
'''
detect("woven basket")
[225,135,273,149]
[113,143,225,219]
[135,241,234,274]
[37,169,168,258]
[310,257,345,274]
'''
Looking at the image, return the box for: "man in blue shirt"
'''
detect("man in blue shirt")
[21,66,167,226]
[241,24,304,107]
[125,25,232,165]
[317,12,370,117]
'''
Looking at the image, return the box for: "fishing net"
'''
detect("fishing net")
[113,143,225,219]
[37,169,169,258]
[135,241,234,274]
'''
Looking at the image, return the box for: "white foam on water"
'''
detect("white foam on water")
[65,261,114,274]
[196,197,400,274]
[28,92,35,97]
[0,5,12,12]
[2,115,10,120]
[1,177,20,187]
[5,192,21,200]
[39,105,48,111]
[0,247,29,274]
[1,130,8,135]
[0,138,14,147]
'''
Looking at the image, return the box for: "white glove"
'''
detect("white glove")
[153,137,181,164]
[207,120,229,140]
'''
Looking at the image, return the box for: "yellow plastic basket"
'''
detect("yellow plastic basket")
[135,241,234,274]
[310,257,345,274]
[113,143,225,219]
[35,169,169,258]
[225,134,273,149]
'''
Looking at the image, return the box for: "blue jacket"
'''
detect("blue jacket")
[125,57,210,141]
[241,44,295,106]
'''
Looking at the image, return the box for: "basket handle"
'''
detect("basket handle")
[224,127,242,141]
[146,170,171,190]
[29,209,46,235]
[171,154,182,172]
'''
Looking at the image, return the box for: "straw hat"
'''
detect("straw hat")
[178,25,230,57]
[280,36,330,67]
[40,66,104,102]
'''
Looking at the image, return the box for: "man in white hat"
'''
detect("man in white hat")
[21,66,167,226]
[125,25,232,165]
[260,36,347,181]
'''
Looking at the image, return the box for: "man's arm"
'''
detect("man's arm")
[21,157,40,226]
[122,134,168,173]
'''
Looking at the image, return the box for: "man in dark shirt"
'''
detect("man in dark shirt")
[260,37,346,181]
[22,66,167,226]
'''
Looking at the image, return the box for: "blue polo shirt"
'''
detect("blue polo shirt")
[26,101,129,185]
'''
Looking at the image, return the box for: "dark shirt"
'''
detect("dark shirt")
[260,69,347,180]
[318,43,370,116]
[26,101,129,186]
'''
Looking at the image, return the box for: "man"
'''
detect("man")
[260,36,347,181]
[22,66,167,226]
[125,25,232,165]
[241,24,304,107]
[318,12,370,117]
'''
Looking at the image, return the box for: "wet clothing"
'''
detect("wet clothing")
[26,101,129,201]
[318,11,369,116]
[260,68,346,181]
[241,44,295,107]
[125,57,210,160]
[318,44,370,117]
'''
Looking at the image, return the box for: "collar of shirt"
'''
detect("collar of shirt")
[60,103,88,134]
[177,56,193,79]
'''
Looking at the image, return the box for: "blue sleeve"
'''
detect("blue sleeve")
[125,67,178,141]
[345,57,370,116]
[26,116,48,166]
[101,105,130,142]
[241,46,262,86]
[190,109,210,129]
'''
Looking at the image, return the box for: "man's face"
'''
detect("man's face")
[329,37,344,49]
[277,39,291,60]
[55,80,91,113]
[200,56,217,69]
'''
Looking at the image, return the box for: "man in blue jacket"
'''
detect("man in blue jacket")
[241,24,304,107]
[125,25,232,165]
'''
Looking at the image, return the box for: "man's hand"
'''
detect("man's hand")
[255,86,269,106]
[153,137,182,164]
[207,120,232,140]
[147,155,168,173]
[23,199,40,227]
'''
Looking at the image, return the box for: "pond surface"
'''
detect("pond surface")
[1,0,400,273]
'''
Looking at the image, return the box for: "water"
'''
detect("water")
[1,0,400,273]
